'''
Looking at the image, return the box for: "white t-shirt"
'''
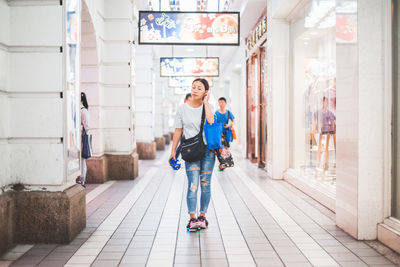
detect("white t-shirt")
[174,103,213,143]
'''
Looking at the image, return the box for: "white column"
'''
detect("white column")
[101,0,134,155]
[268,19,290,179]
[0,0,10,188]
[6,2,66,188]
[0,1,86,248]
[135,46,156,159]
[154,61,166,150]
[135,46,155,143]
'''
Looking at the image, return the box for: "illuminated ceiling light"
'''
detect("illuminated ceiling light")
[336,1,357,13]
[187,48,195,52]
[304,0,335,28]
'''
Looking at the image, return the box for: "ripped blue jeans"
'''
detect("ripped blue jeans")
[185,149,216,214]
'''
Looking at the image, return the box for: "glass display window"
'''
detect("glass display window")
[290,0,336,187]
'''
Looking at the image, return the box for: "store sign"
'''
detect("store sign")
[139,11,240,45]
[160,57,219,77]
[169,76,214,87]
[246,15,267,53]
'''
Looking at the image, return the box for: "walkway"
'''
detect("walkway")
[1,148,399,267]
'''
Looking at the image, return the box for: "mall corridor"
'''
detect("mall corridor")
[2,0,400,266]
[0,148,398,267]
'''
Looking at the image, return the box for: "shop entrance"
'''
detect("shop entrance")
[246,47,267,168]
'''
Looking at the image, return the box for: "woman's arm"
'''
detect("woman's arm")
[203,92,214,124]
[204,102,214,124]
[169,128,183,161]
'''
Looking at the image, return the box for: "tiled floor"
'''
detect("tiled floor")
[1,148,399,267]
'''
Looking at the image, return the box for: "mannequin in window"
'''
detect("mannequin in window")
[313,96,336,179]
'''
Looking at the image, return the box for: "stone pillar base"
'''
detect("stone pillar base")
[164,134,171,145]
[86,156,107,184]
[0,185,85,252]
[107,152,139,180]
[155,137,166,151]
[86,152,139,183]
[137,142,156,160]
[14,185,85,244]
[0,193,15,255]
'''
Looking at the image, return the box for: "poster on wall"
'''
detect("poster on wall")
[139,11,240,45]
[169,76,214,87]
[160,57,219,77]
[336,14,357,43]
[65,0,81,175]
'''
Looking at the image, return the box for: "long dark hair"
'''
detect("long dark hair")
[192,78,209,91]
[81,92,89,110]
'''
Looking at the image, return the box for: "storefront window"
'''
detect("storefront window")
[392,0,400,219]
[290,0,337,187]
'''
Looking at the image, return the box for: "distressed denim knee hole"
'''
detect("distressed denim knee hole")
[189,183,197,192]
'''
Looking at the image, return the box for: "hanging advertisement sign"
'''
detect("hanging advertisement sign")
[169,76,214,87]
[65,0,81,175]
[160,57,219,77]
[139,11,240,45]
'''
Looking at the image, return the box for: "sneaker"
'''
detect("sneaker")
[81,182,86,188]
[197,216,208,229]
[186,218,199,231]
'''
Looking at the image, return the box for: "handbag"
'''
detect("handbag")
[180,106,207,162]
[232,127,237,140]
[226,127,233,143]
[82,126,92,159]
[204,115,223,149]
[225,110,234,143]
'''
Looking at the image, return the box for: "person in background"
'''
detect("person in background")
[79,92,90,188]
[215,97,235,171]
[184,93,192,104]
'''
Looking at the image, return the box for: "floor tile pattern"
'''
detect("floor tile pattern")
[3,148,398,267]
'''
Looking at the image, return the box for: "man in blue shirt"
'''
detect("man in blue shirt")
[215,97,235,171]
[215,97,235,136]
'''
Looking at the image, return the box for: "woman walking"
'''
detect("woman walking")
[169,78,216,231]
[80,92,90,188]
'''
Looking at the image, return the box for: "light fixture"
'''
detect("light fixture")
[309,31,318,35]
[187,48,195,52]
